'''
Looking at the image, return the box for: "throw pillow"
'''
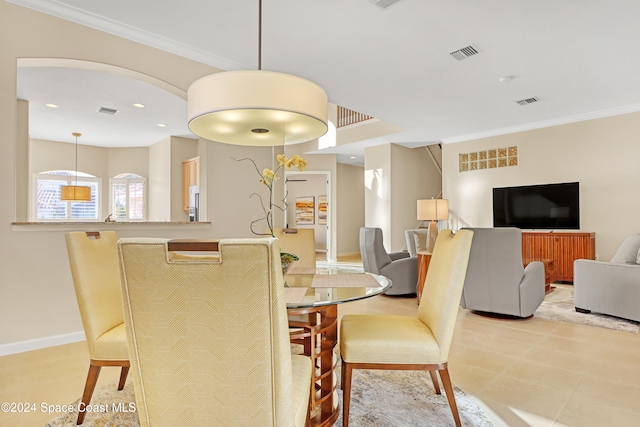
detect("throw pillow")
[413,230,428,253]
[611,234,640,264]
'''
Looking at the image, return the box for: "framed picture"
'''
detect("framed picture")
[295,196,315,225]
[318,195,327,225]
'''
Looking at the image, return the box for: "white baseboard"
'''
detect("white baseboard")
[0,331,85,357]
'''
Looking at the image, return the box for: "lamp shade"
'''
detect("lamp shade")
[417,199,449,221]
[60,185,91,201]
[187,70,328,146]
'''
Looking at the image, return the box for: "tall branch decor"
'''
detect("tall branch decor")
[233,154,308,271]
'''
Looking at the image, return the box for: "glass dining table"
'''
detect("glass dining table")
[284,267,391,427]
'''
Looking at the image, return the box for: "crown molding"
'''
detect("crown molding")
[7,0,246,71]
[442,103,640,144]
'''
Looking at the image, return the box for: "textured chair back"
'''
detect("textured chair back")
[359,227,392,275]
[65,231,123,359]
[118,238,296,427]
[417,229,473,362]
[459,227,526,314]
[272,228,317,269]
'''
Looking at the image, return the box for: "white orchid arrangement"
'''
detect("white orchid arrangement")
[234,153,308,239]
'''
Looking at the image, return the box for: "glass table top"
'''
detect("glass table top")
[284,267,391,309]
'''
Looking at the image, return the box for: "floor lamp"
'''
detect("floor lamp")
[417,199,449,253]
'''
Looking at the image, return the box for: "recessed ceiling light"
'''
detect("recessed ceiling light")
[45,103,59,108]
[499,75,515,83]
[157,123,166,127]
[350,156,356,159]
[133,103,145,108]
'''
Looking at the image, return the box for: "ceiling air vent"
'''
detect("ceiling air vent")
[98,106,118,115]
[449,45,480,61]
[516,97,539,106]
[370,0,401,9]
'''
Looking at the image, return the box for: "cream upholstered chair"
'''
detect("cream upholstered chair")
[272,228,316,269]
[118,237,312,427]
[65,231,129,425]
[340,229,474,427]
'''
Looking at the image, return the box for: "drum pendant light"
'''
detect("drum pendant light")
[60,132,91,201]
[187,0,328,146]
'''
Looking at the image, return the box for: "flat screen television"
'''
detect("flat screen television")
[493,182,580,230]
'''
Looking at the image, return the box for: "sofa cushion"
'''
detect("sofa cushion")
[611,234,640,264]
[637,247,640,265]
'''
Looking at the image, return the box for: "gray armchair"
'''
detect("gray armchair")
[360,227,417,296]
[404,229,430,257]
[574,234,640,321]
[460,227,545,318]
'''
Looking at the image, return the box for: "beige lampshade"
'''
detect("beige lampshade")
[60,185,91,201]
[417,199,449,221]
[187,70,328,146]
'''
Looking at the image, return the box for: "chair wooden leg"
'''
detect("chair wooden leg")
[118,365,129,390]
[439,367,461,427]
[429,370,441,394]
[77,363,101,425]
[341,360,353,427]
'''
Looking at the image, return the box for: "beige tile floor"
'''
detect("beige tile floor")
[2,255,640,426]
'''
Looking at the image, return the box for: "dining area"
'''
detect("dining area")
[56,228,475,427]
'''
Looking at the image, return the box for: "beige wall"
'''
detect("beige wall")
[16,100,29,221]
[389,144,443,251]
[337,163,365,255]
[365,144,443,252]
[442,111,640,261]
[206,141,282,238]
[364,144,392,249]
[107,147,149,178]
[148,137,172,221]
[0,1,219,348]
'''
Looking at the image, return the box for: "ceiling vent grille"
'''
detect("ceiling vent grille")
[98,107,118,115]
[449,45,480,61]
[370,0,401,9]
[516,97,539,106]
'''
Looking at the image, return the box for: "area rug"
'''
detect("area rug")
[534,284,640,334]
[334,364,493,427]
[45,369,493,427]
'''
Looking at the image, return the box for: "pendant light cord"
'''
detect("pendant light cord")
[258,0,262,70]
[75,135,78,186]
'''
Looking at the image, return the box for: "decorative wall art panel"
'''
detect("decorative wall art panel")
[459,146,518,172]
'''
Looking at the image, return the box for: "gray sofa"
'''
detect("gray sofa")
[574,233,640,322]
[460,227,545,317]
[360,227,417,296]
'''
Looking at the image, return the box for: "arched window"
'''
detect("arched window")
[111,173,146,221]
[33,170,101,221]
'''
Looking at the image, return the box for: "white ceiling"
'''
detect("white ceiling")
[12,0,640,162]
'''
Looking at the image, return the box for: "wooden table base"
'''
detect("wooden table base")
[288,305,340,427]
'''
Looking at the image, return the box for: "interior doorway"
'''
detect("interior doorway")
[284,170,331,261]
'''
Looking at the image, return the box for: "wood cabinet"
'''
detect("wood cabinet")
[521,232,595,283]
[182,157,200,212]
